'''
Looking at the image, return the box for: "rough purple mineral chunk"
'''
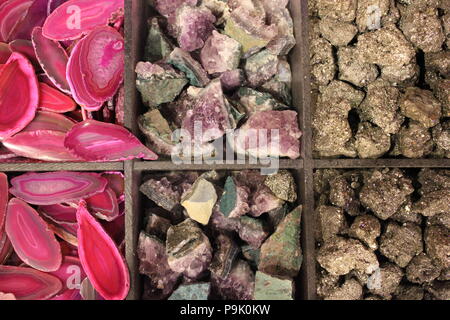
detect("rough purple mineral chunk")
[220,69,245,92]
[238,216,270,249]
[182,80,234,144]
[152,0,198,18]
[200,31,242,74]
[137,232,181,299]
[174,5,216,52]
[166,219,213,279]
[212,259,255,300]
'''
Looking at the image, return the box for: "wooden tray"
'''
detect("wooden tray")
[1,0,448,301]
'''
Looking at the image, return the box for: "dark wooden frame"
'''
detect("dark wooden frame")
[1,0,448,301]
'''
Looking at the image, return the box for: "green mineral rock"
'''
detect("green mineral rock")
[244,49,279,87]
[209,234,240,278]
[238,216,270,249]
[135,62,188,108]
[167,48,210,87]
[254,272,294,300]
[267,204,289,230]
[168,283,211,300]
[138,109,175,156]
[261,59,292,105]
[144,18,173,63]
[241,244,260,268]
[237,87,287,115]
[264,170,297,202]
[258,206,302,278]
[219,176,250,218]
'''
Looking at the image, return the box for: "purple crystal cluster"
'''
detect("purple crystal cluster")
[136,0,301,159]
[137,170,302,300]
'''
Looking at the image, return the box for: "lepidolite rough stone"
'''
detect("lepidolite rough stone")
[219,69,245,92]
[138,232,181,298]
[254,272,293,300]
[138,109,175,156]
[211,259,255,300]
[168,283,210,300]
[264,170,297,202]
[238,216,270,249]
[267,8,296,55]
[166,219,213,279]
[317,237,379,276]
[145,213,172,240]
[168,48,210,87]
[174,5,216,52]
[182,80,234,144]
[360,169,414,220]
[151,0,198,18]
[135,62,188,108]
[260,59,292,105]
[234,110,302,159]
[237,87,286,115]
[200,31,242,75]
[140,177,182,213]
[379,222,423,268]
[244,50,279,87]
[259,206,302,278]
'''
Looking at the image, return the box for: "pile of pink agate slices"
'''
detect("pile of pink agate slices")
[0,0,157,162]
[0,171,128,300]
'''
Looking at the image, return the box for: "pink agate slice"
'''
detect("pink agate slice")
[0,172,7,230]
[9,171,107,205]
[67,26,124,110]
[50,289,82,300]
[22,111,75,133]
[86,187,119,221]
[5,198,62,272]
[0,265,62,300]
[101,172,125,202]
[64,120,158,161]
[42,0,123,41]
[0,231,12,264]
[32,27,71,94]
[0,42,11,63]
[39,82,76,113]
[0,0,33,42]
[48,256,86,297]
[9,0,49,41]
[39,203,77,224]
[0,52,39,139]
[8,39,39,67]
[77,201,129,300]
[3,130,82,162]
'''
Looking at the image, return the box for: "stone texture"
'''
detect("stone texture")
[348,215,381,250]
[315,205,347,243]
[135,62,188,108]
[264,170,297,202]
[399,2,445,53]
[209,234,240,278]
[338,46,378,87]
[360,169,414,220]
[394,284,425,300]
[367,263,404,299]
[266,8,296,55]
[317,272,340,298]
[324,278,363,300]
[238,216,270,249]
[237,87,286,115]
[200,31,242,75]
[166,219,213,279]
[395,121,433,159]
[425,51,450,79]
[329,175,360,215]
[211,259,255,300]
[138,109,175,156]
[356,0,390,32]
[168,283,210,300]
[144,18,173,63]
[181,178,217,225]
[432,121,450,158]
[317,237,379,276]
[316,0,357,22]
[259,206,302,278]
[260,59,292,105]
[219,69,245,92]
[358,79,403,134]
[145,213,171,241]
[424,225,450,269]
[413,189,450,217]
[399,88,442,129]
[309,37,336,86]
[244,50,279,87]
[406,253,441,284]
[254,272,293,300]
[355,122,391,159]
[219,176,250,219]
[319,18,358,47]
[137,232,181,298]
[140,177,182,213]
[168,48,210,87]
[379,222,423,268]
[174,5,216,52]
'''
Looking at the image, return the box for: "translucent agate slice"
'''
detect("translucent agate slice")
[0,265,62,300]
[5,198,62,272]
[0,0,32,42]
[0,172,7,230]
[64,120,158,161]
[22,111,75,133]
[39,82,76,113]
[76,201,129,300]
[9,171,107,205]
[32,26,71,94]
[43,0,123,41]
[0,52,39,139]
[86,187,119,221]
